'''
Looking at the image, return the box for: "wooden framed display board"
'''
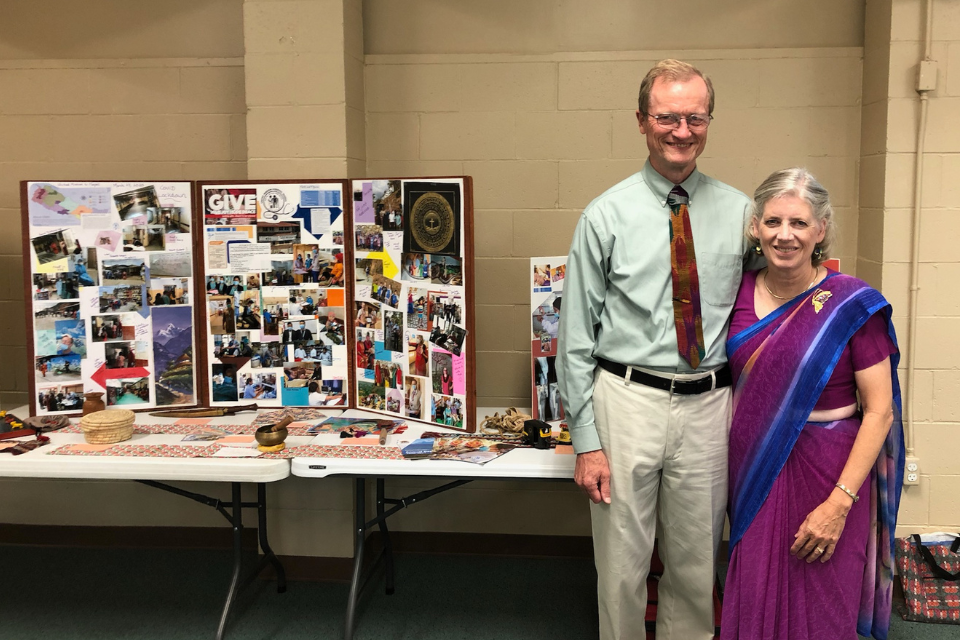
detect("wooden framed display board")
[19,176,475,430]
[21,181,200,416]
[350,177,475,431]
[195,179,351,409]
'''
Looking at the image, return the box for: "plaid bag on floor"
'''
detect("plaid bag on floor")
[895,533,960,624]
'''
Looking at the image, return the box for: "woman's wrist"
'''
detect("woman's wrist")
[828,486,855,510]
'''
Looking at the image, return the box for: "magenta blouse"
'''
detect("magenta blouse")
[729,269,897,411]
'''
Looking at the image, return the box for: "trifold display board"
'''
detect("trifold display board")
[21,177,475,431]
[22,181,199,416]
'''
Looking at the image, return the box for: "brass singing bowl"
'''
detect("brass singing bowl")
[255,423,289,447]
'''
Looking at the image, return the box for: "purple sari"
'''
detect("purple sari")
[722,272,904,640]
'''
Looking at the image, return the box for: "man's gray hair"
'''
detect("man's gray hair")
[638,59,715,116]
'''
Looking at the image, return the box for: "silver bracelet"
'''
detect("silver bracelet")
[835,482,859,502]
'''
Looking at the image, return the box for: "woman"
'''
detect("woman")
[722,169,904,640]
[414,335,428,376]
[407,379,422,419]
[440,366,453,396]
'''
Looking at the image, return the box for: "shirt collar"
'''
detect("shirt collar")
[641,159,703,207]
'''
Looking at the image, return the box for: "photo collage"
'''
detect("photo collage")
[352,178,469,429]
[26,181,198,414]
[530,256,566,422]
[200,182,349,408]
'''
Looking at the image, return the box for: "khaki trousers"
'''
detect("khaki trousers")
[591,368,731,640]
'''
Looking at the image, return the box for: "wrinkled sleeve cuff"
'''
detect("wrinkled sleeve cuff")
[570,424,602,455]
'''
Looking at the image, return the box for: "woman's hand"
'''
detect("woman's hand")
[790,493,852,563]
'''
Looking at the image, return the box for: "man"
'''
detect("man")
[297,321,313,341]
[557,60,751,640]
[281,322,296,343]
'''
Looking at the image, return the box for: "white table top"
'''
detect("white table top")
[291,408,576,480]
[0,407,321,483]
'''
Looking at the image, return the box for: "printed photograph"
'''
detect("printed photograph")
[152,305,194,406]
[99,285,143,313]
[208,296,236,334]
[35,354,81,383]
[102,257,146,285]
[287,287,326,316]
[313,250,344,287]
[372,179,403,230]
[261,288,290,335]
[373,360,402,390]
[148,278,189,306]
[287,342,332,365]
[429,324,466,357]
[205,275,245,296]
[32,229,78,265]
[91,314,131,342]
[309,379,345,407]
[431,394,464,429]
[533,263,552,287]
[371,275,402,309]
[355,301,382,330]
[251,342,284,368]
[148,206,190,233]
[121,225,166,252]
[34,301,80,331]
[404,377,426,419]
[292,243,320,284]
[385,388,404,414]
[37,383,84,413]
[212,363,239,402]
[429,254,462,286]
[551,264,566,283]
[429,291,464,332]
[213,333,253,359]
[357,380,385,411]
[282,361,322,390]
[236,290,262,330]
[148,252,192,278]
[431,349,454,395]
[534,356,563,422]
[356,330,376,370]
[278,318,320,343]
[36,320,86,358]
[106,377,150,406]
[383,310,404,353]
[257,222,300,253]
[317,308,345,346]
[401,253,430,283]
[355,258,383,284]
[70,251,97,286]
[114,185,160,221]
[35,275,80,307]
[407,334,429,377]
[406,287,430,330]
[533,294,562,339]
[262,258,294,286]
[239,372,278,400]
[104,341,141,369]
[355,224,383,251]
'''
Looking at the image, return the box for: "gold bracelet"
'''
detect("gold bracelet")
[835,482,859,503]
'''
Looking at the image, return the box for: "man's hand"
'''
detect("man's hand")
[575,450,611,504]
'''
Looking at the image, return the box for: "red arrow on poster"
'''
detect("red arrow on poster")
[90,364,151,389]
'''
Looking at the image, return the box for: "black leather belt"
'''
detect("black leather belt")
[596,357,731,395]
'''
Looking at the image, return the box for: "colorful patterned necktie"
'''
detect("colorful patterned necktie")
[667,185,705,369]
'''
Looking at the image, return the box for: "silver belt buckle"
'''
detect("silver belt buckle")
[669,377,676,395]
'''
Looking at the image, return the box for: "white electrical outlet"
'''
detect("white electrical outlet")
[904,456,920,486]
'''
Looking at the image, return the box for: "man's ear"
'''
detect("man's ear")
[636,110,647,134]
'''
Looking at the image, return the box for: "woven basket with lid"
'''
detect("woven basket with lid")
[80,409,135,444]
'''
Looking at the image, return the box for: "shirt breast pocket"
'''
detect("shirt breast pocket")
[698,252,742,307]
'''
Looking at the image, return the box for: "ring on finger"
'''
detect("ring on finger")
[815,546,825,555]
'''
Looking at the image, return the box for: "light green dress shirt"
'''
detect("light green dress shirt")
[556,160,752,454]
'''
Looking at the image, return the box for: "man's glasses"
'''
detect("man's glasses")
[648,113,713,131]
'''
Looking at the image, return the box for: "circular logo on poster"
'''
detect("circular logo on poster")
[409,193,454,253]
[261,189,286,214]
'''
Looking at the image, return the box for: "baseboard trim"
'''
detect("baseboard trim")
[0,523,258,550]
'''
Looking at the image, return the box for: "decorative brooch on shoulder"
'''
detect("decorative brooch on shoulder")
[811,289,833,314]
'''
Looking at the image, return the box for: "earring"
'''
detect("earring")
[813,245,823,260]
[753,244,763,256]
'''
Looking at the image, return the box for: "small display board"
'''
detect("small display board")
[22,181,199,415]
[530,256,566,422]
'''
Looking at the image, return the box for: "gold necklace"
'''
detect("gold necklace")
[763,267,820,300]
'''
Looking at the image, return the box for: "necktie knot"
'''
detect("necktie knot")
[667,185,689,208]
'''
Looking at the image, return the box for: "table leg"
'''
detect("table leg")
[216,482,244,640]
[375,478,395,596]
[257,483,286,594]
[344,477,366,640]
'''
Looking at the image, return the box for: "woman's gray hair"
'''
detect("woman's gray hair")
[747,167,835,267]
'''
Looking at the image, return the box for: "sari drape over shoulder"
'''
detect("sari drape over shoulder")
[724,272,904,640]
